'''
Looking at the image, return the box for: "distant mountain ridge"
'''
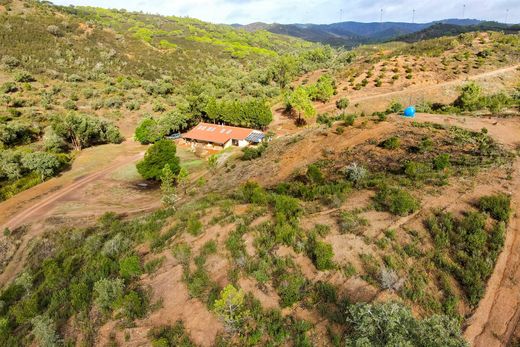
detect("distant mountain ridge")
[233,18,511,47]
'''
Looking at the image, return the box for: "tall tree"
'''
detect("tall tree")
[136,140,180,181]
[286,87,316,124]
[161,164,177,207]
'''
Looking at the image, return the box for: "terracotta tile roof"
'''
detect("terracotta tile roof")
[182,122,254,145]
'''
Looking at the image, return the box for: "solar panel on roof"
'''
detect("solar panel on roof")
[245,132,265,143]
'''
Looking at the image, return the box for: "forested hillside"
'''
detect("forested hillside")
[0,0,344,200]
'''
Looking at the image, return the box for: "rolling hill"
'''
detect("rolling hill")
[235,19,501,47]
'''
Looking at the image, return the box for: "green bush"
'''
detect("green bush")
[336,97,349,110]
[148,322,195,347]
[276,273,306,307]
[241,143,267,161]
[345,302,467,347]
[119,255,142,279]
[387,101,403,113]
[308,239,334,270]
[343,114,355,126]
[379,136,400,150]
[93,278,124,312]
[13,71,35,83]
[433,153,451,170]
[455,82,482,111]
[479,193,511,222]
[63,100,77,110]
[375,186,419,216]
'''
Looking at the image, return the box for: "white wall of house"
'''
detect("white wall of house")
[223,139,233,148]
[237,139,249,147]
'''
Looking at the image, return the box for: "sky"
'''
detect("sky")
[51,0,519,25]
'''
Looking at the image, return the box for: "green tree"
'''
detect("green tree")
[161,164,177,206]
[286,87,316,124]
[456,82,482,111]
[207,155,218,173]
[21,152,62,181]
[213,284,249,332]
[52,113,122,150]
[308,74,336,102]
[271,54,299,88]
[134,117,161,145]
[136,140,180,180]
[177,167,189,195]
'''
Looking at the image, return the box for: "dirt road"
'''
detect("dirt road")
[0,140,148,286]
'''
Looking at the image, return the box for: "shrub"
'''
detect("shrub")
[13,71,35,83]
[125,100,140,110]
[241,143,267,161]
[104,97,123,109]
[433,153,451,170]
[345,302,467,347]
[120,290,147,320]
[335,126,344,134]
[1,82,18,94]
[1,55,20,69]
[375,187,419,216]
[479,193,511,222]
[336,97,349,110]
[343,114,355,126]
[308,239,334,270]
[119,255,142,279]
[379,136,400,150]
[239,181,269,205]
[213,284,248,332]
[344,162,368,186]
[21,152,63,181]
[135,118,161,144]
[52,113,122,150]
[387,101,403,113]
[187,217,203,236]
[148,322,195,347]
[93,278,124,312]
[46,25,62,36]
[136,140,181,181]
[152,102,166,112]
[63,100,77,110]
[31,314,59,347]
[455,82,482,111]
[67,74,83,82]
[277,273,306,307]
[339,211,368,234]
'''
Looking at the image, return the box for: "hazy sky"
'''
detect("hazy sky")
[51,0,518,24]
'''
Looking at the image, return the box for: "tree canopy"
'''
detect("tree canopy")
[345,302,468,347]
[51,113,123,150]
[136,140,180,180]
[285,87,316,123]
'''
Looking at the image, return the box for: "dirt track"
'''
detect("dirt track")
[0,140,148,286]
